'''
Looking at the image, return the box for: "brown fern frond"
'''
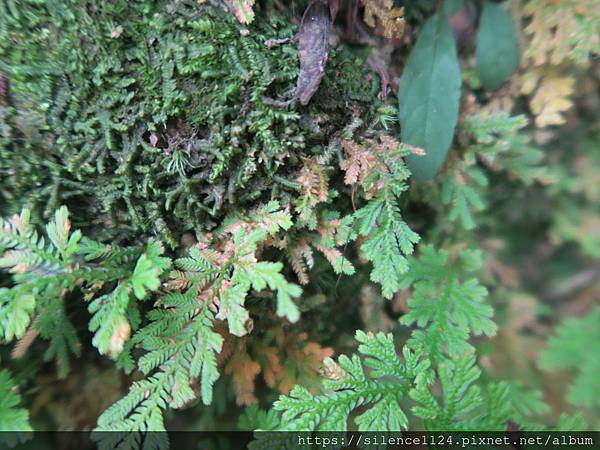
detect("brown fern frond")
[297,158,329,203]
[11,324,40,359]
[289,239,314,285]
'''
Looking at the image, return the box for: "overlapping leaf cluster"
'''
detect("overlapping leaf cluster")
[0,207,169,375]
[258,246,547,438]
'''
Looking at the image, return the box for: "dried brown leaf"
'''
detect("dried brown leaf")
[262,0,331,107]
[361,0,405,39]
[225,347,261,405]
[295,0,331,105]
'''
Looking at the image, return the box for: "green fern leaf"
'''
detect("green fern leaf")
[88,241,170,358]
[268,330,428,432]
[410,356,483,430]
[441,167,488,230]
[0,290,35,342]
[542,305,600,409]
[400,246,496,361]
[356,192,419,299]
[0,370,32,448]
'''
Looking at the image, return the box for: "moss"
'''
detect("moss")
[0,0,380,247]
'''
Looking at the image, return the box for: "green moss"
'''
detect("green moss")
[1,0,379,246]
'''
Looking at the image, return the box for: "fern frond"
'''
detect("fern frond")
[88,241,170,358]
[410,355,483,429]
[399,246,496,361]
[95,284,222,448]
[352,139,420,298]
[542,305,600,409]
[464,112,547,184]
[266,330,429,432]
[0,207,172,375]
[0,289,35,342]
[0,369,32,445]
[0,208,67,274]
[96,201,300,444]
[356,190,419,298]
[441,167,487,230]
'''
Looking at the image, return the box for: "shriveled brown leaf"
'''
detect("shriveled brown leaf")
[263,0,332,107]
[361,0,405,39]
[289,239,314,285]
[449,7,474,47]
[225,347,261,405]
[107,317,131,359]
[12,324,40,359]
[296,0,331,105]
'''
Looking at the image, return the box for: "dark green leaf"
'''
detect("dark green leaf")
[476,1,521,90]
[444,0,464,16]
[399,12,462,181]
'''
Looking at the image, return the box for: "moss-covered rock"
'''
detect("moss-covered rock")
[1,0,380,246]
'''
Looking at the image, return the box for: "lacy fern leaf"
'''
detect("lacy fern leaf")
[0,207,171,373]
[0,369,32,441]
[399,246,496,361]
[95,202,300,447]
[353,140,420,298]
[542,305,600,409]
[268,330,429,432]
[88,241,171,358]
